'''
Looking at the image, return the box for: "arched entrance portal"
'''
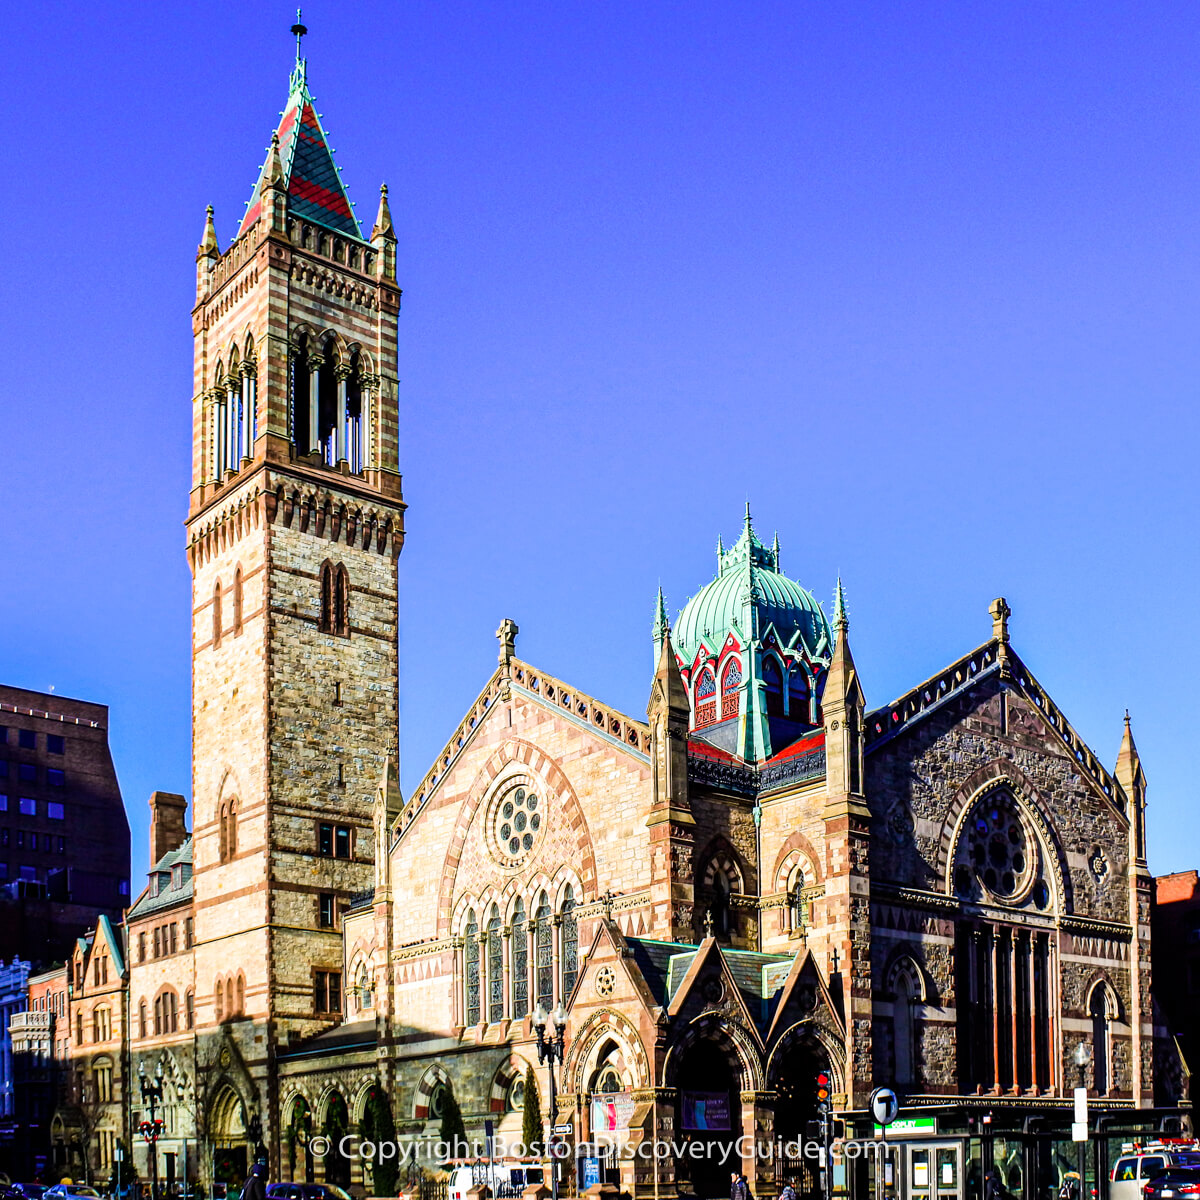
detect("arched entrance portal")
[322,1092,350,1187]
[286,1096,314,1183]
[675,1039,740,1200]
[209,1085,249,1186]
[770,1034,830,1199]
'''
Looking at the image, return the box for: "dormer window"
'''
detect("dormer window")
[172,865,183,890]
[150,874,161,898]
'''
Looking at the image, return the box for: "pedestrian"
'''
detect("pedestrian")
[779,1178,798,1200]
[240,1161,268,1200]
[730,1171,752,1200]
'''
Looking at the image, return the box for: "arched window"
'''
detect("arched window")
[233,566,243,635]
[219,804,228,862]
[235,974,245,1016]
[789,667,811,723]
[139,999,147,1039]
[487,907,503,1023]
[560,886,579,1000]
[212,580,222,647]
[335,564,350,636]
[694,667,717,728]
[762,656,784,718]
[464,912,480,1025]
[225,978,234,1020]
[153,995,162,1036]
[535,894,553,1010]
[712,872,731,936]
[319,561,334,633]
[214,978,224,1023]
[510,898,528,1017]
[185,990,194,1030]
[720,657,742,721]
[1090,984,1115,1095]
[891,960,920,1087]
[788,869,807,932]
[219,798,238,862]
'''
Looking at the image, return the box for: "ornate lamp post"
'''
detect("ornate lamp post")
[139,1061,166,1200]
[532,1003,568,1200]
[1074,1042,1091,1200]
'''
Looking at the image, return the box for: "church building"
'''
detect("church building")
[47,41,1185,1200]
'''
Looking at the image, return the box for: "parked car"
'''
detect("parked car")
[4,1186,48,1200]
[1111,1150,1200,1200]
[1143,1169,1200,1198]
[43,1188,101,1200]
[448,1164,544,1200]
[266,1185,353,1200]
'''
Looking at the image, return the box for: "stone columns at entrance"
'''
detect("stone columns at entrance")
[741,1090,777,1200]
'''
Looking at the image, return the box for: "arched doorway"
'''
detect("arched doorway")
[286,1096,314,1183]
[674,1038,741,1200]
[322,1092,350,1187]
[209,1085,249,1186]
[770,1033,831,1199]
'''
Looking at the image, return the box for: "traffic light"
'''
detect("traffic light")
[816,1070,831,1114]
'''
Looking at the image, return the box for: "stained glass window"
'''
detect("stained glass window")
[789,666,811,722]
[464,913,480,1025]
[487,908,503,1023]
[696,669,716,699]
[721,658,742,691]
[535,895,553,1010]
[560,886,578,1000]
[511,899,528,1017]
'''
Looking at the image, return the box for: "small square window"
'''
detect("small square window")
[18,729,36,749]
[17,830,25,848]
[19,764,36,783]
[335,826,351,860]
[19,864,37,880]
[0,726,7,744]
[47,802,64,820]
[319,893,335,928]
[57,836,66,855]
[29,832,38,851]
[19,797,36,816]
[47,735,64,755]
[1,828,8,846]
[0,863,7,880]
[318,823,333,857]
[0,794,7,812]
[118,879,129,896]
[0,761,7,778]
[47,769,65,787]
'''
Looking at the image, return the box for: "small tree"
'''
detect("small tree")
[439,1080,467,1159]
[362,1086,399,1197]
[521,1065,542,1157]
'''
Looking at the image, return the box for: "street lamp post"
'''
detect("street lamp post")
[532,1003,568,1200]
[139,1061,166,1200]
[1074,1042,1091,1200]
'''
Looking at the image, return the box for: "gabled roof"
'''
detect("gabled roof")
[93,914,125,978]
[238,64,361,241]
[128,836,194,920]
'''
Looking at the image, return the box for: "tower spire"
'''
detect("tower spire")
[290,9,308,91]
[833,577,847,631]
[372,183,395,240]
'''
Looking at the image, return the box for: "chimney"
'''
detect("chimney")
[148,792,188,865]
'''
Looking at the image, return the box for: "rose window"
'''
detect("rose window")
[954,792,1037,902]
[490,785,544,865]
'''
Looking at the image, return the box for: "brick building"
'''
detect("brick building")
[1152,871,1200,1103]
[0,685,131,964]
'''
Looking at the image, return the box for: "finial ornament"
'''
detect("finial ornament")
[290,9,308,89]
[833,577,848,631]
[496,617,519,666]
[989,597,1011,644]
[703,908,715,938]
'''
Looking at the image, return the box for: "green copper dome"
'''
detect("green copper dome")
[672,509,832,667]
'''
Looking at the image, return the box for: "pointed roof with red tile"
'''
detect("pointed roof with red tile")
[239,63,362,241]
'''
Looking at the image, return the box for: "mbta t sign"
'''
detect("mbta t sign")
[869,1087,899,1127]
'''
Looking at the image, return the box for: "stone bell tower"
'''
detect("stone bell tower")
[185,36,404,1174]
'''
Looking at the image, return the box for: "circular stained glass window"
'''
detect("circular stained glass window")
[955,790,1038,904]
[490,783,545,867]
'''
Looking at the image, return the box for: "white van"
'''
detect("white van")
[448,1163,545,1200]
[1110,1148,1200,1200]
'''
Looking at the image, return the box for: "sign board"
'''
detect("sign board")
[581,1158,601,1190]
[590,1092,637,1133]
[1072,1122,1088,1143]
[552,1123,574,1137]
[869,1087,899,1127]
[1073,1088,1088,1124]
[873,1117,935,1138]
[681,1092,732,1131]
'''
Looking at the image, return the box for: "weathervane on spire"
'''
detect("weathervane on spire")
[290,9,308,89]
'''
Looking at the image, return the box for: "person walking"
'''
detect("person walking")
[730,1171,752,1200]
[240,1161,267,1200]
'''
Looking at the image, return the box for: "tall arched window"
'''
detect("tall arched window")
[139,999,147,1039]
[319,561,351,637]
[712,872,731,936]
[464,912,480,1025]
[235,974,245,1016]
[487,907,503,1023]
[720,657,742,721]
[891,960,920,1087]
[560,886,578,1000]
[219,799,238,862]
[789,667,811,723]
[694,667,717,728]
[762,656,784,718]
[214,978,224,1022]
[510,898,528,1017]
[185,990,194,1030]
[212,580,223,647]
[1090,985,1114,1095]
[225,978,234,1020]
[788,868,807,932]
[233,566,243,635]
[535,894,553,1010]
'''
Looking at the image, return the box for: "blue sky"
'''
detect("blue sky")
[1,2,1197,883]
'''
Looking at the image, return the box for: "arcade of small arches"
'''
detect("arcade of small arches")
[214,973,247,1023]
[208,338,259,479]
[280,1081,384,1187]
[288,329,379,476]
[285,217,376,277]
[456,883,581,1027]
[136,988,195,1037]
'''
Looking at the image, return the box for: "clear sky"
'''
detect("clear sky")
[1,2,1196,885]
